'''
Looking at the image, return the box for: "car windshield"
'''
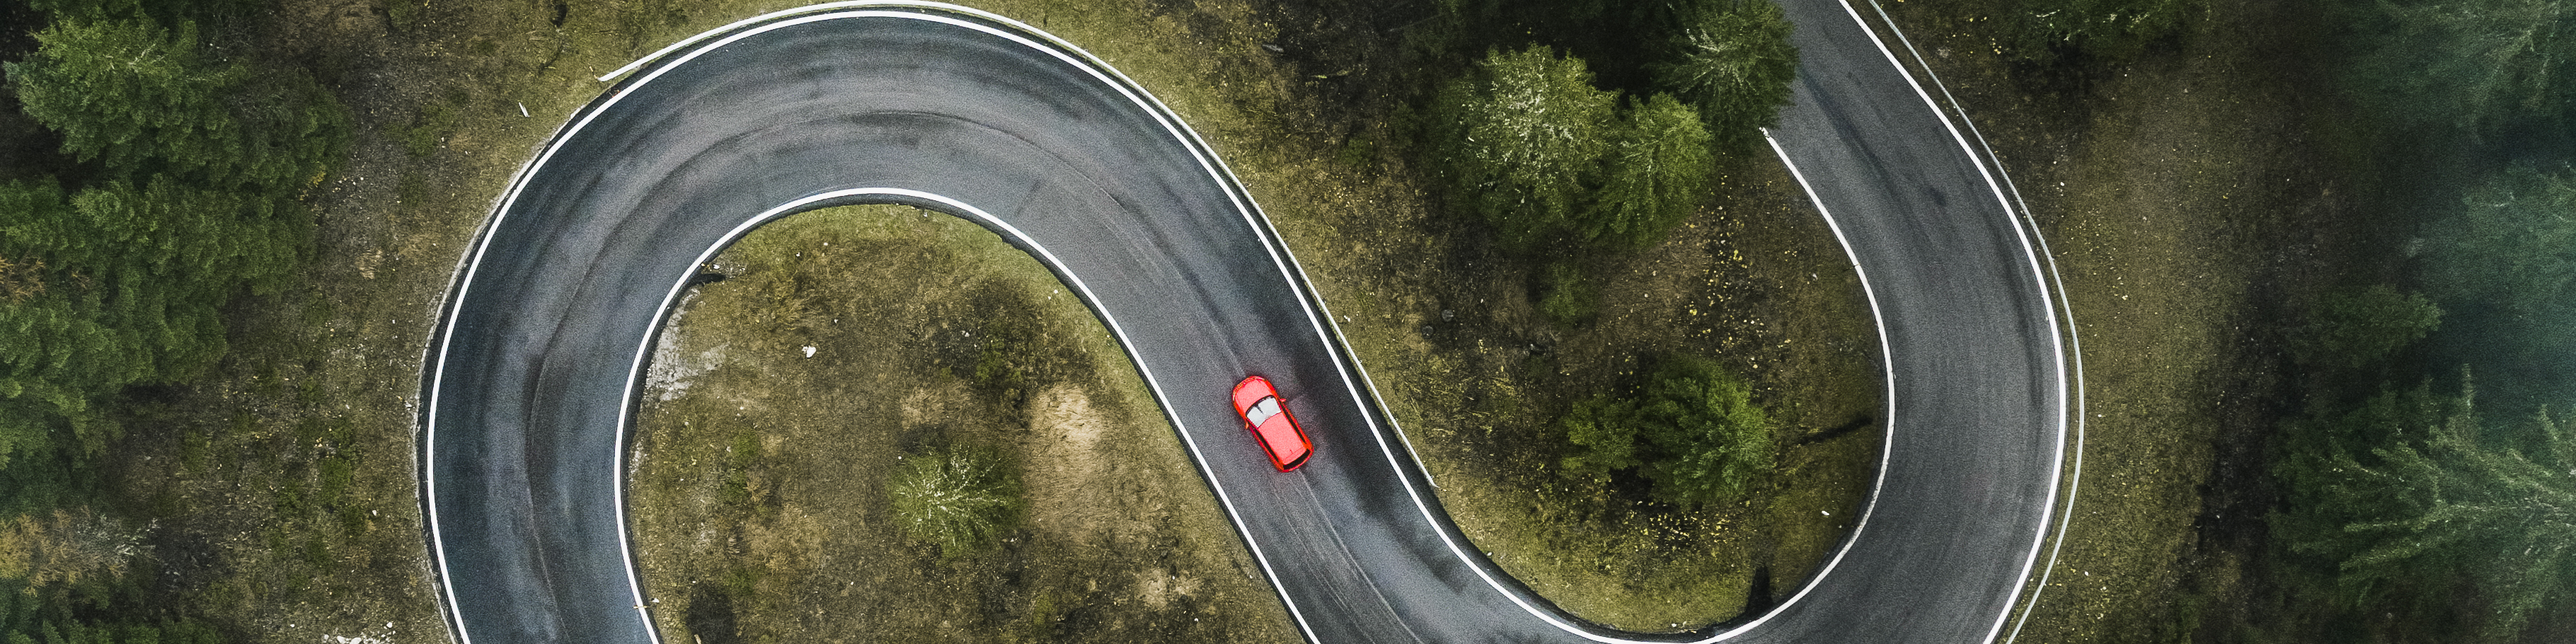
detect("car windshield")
[1246,396,1280,427]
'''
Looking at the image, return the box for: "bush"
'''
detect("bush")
[1557,355,1776,509]
[2291,284,2442,369]
[887,447,1020,558]
[1536,262,1599,328]
[1432,45,1618,250]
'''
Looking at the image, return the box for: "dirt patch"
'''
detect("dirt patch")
[1025,385,1120,545]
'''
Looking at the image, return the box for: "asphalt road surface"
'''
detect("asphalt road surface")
[418,2,2074,643]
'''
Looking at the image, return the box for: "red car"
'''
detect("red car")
[1231,376,1314,472]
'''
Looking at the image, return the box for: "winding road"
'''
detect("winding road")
[415,1,2078,643]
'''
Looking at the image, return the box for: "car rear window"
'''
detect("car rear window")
[1247,396,1280,427]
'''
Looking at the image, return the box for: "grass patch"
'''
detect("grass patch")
[885,445,1021,558]
[401,100,456,158]
[1863,0,2389,641]
[628,205,1298,643]
[1292,156,1883,630]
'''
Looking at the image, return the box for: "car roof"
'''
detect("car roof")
[1254,414,1309,466]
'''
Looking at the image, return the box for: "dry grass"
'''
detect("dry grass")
[628,205,1298,643]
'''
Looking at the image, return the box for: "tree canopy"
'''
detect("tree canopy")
[2345,0,2576,137]
[1433,45,1619,250]
[2275,379,2576,642]
[1559,355,1776,508]
[1585,93,1716,250]
[6,18,346,193]
[2421,163,2576,318]
[1652,0,1798,154]
[1434,45,1743,255]
[0,11,345,468]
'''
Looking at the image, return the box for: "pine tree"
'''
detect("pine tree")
[1556,355,1776,508]
[1586,93,1714,250]
[2279,377,2576,641]
[1631,355,1774,508]
[1560,395,1642,481]
[2422,163,2576,318]
[1433,45,1618,250]
[2347,0,2576,137]
[1652,0,1798,155]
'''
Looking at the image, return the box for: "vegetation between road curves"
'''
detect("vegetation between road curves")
[0,0,1883,639]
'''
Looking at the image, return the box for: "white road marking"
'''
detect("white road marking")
[1825,2,2083,643]
[427,4,2079,644]
[1837,1,2097,638]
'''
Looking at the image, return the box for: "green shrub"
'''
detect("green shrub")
[403,102,459,158]
[1536,263,1600,328]
[720,430,759,507]
[887,447,1020,558]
